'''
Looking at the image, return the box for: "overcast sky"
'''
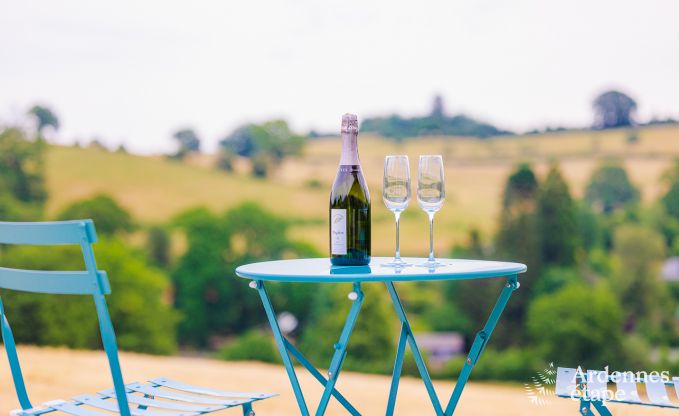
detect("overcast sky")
[1,0,677,153]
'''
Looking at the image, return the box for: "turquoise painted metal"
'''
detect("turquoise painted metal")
[0,220,276,416]
[237,256,526,415]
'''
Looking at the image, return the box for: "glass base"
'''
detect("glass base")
[417,259,447,270]
[381,258,412,268]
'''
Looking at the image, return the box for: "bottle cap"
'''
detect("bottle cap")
[341,113,358,134]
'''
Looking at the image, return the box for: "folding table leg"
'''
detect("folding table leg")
[315,282,364,416]
[445,275,519,416]
[284,339,360,415]
[255,281,310,416]
[386,323,408,416]
[255,280,363,416]
[385,282,444,415]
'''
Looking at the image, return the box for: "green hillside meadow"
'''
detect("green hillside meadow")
[46,124,679,256]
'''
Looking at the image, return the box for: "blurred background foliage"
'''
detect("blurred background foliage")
[1,95,678,381]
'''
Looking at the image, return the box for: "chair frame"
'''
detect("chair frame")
[0,220,274,416]
[0,220,133,415]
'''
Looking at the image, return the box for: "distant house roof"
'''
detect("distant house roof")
[662,257,679,281]
[416,332,465,366]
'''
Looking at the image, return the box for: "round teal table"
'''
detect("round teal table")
[236,257,526,416]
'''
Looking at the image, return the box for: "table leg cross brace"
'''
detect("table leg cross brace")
[255,280,364,416]
[385,275,519,416]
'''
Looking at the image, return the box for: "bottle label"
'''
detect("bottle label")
[331,208,347,255]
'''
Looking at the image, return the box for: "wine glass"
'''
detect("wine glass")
[417,155,445,268]
[382,155,411,267]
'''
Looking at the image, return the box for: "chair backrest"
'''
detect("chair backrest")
[0,220,131,416]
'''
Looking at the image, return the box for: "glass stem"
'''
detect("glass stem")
[428,211,435,262]
[394,211,401,261]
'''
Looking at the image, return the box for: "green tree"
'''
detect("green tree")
[592,90,637,129]
[218,120,306,177]
[575,201,603,251]
[147,226,171,267]
[611,225,668,334]
[537,164,577,266]
[57,194,134,236]
[171,203,318,346]
[501,163,538,210]
[532,267,584,298]
[585,162,639,214]
[0,127,47,220]
[494,163,541,346]
[28,105,60,135]
[171,128,201,160]
[446,229,493,345]
[300,283,395,372]
[360,96,513,139]
[0,240,177,354]
[528,284,624,368]
[661,159,679,219]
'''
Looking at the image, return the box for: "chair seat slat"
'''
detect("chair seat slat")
[45,400,109,416]
[555,367,578,397]
[613,377,642,403]
[587,370,609,400]
[73,395,196,416]
[646,377,672,406]
[104,383,251,407]
[10,407,54,416]
[150,377,276,399]
[98,391,225,412]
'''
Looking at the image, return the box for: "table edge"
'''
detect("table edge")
[235,258,527,283]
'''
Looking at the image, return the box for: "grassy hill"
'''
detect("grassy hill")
[46,124,679,256]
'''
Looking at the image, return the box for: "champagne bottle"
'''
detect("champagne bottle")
[329,113,371,265]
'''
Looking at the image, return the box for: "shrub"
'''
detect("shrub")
[527,284,624,368]
[216,331,280,363]
[58,194,134,235]
[0,239,178,354]
[435,348,543,381]
[300,283,395,372]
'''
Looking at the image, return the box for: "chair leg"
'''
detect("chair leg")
[579,399,591,415]
[242,402,254,416]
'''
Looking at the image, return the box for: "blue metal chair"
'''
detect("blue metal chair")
[0,220,276,416]
[556,367,679,415]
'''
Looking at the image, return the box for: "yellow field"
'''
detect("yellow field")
[45,124,679,256]
[0,346,667,416]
